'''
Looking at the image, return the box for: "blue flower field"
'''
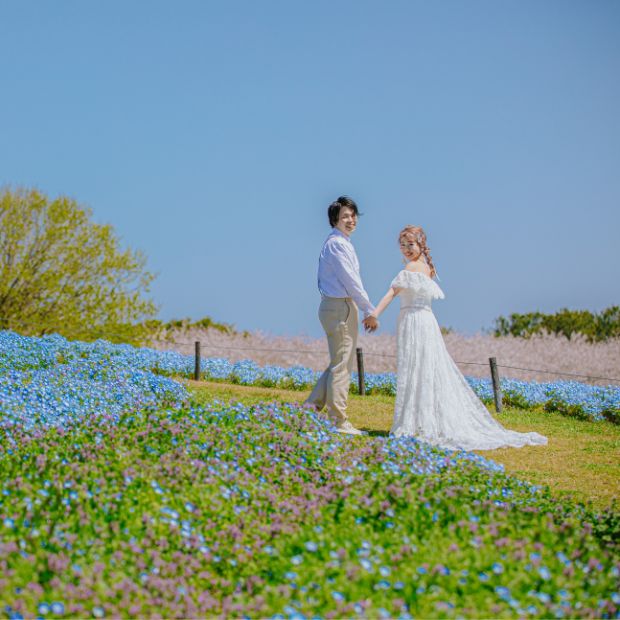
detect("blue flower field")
[3,331,617,428]
[0,330,619,618]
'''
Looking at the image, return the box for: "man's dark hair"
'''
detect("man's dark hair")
[328,196,360,227]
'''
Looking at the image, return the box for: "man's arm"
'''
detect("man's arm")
[327,241,375,317]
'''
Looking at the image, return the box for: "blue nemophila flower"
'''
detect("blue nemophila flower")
[554,552,569,566]
[492,562,504,574]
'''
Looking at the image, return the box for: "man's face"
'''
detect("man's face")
[335,207,357,236]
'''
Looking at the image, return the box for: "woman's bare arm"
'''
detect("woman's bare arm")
[371,287,400,319]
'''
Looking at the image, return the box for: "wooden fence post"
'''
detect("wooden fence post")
[356,347,366,396]
[194,341,201,381]
[489,357,502,413]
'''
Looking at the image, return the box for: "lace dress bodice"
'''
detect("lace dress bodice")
[391,270,444,313]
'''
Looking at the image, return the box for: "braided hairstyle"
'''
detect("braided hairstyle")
[398,225,436,278]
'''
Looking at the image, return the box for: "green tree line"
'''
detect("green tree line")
[493,307,620,342]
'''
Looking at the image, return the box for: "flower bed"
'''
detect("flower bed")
[0,332,187,435]
[1,401,618,617]
[1,330,619,617]
[2,331,619,425]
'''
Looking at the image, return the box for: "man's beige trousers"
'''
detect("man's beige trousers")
[306,297,358,425]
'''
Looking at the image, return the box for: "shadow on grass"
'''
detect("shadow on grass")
[364,429,389,438]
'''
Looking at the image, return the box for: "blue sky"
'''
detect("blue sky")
[1,1,618,337]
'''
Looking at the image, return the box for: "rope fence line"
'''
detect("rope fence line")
[490,364,620,383]
[155,338,489,367]
[3,322,619,385]
[153,338,620,384]
[155,338,488,365]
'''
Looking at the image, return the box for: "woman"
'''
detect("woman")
[369,225,547,450]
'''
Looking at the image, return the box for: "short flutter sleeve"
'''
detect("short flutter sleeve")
[390,270,445,299]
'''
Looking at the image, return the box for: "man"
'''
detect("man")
[305,196,379,435]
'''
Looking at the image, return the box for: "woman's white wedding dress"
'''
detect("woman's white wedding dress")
[390,270,547,450]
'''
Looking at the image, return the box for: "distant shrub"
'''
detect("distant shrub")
[143,315,236,341]
[493,306,620,343]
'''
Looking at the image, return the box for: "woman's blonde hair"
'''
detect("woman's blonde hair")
[398,225,436,278]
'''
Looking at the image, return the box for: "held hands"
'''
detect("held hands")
[363,315,379,333]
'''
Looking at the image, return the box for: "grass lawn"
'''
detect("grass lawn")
[188,379,620,511]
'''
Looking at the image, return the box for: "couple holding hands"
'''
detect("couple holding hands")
[304,196,546,451]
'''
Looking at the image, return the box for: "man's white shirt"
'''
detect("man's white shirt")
[317,228,375,318]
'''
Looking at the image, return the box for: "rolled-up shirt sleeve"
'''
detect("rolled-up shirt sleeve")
[326,241,375,317]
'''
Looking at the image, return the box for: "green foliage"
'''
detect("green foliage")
[591,501,620,551]
[602,408,620,425]
[493,306,620,342]
[193,316,235,333]
[543,398,592,422]
[0,187,157,344]
[502,389,533,410]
